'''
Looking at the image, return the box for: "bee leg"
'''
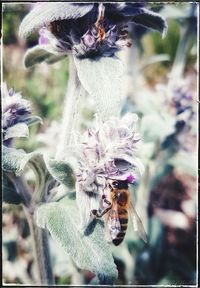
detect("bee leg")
[91,199,112,218]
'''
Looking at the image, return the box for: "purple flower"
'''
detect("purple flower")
[76,113,144,194]
[38,28,50,45]
[20,3,167,60]
[2,83,41,146]
[156,77,196,151]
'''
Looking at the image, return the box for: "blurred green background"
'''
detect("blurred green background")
[2,3,198,286]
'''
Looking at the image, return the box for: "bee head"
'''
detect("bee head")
[110,180,129,190]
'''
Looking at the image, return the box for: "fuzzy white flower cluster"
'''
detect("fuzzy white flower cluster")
[2,83,31,144]
[2,83,41,145]
[76,113,144,194]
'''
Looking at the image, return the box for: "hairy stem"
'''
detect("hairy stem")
[24,208,55,285]
[9,172,54,284]
[56,55,82,159]
[7,172,31,208]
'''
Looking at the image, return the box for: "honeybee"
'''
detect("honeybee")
[91,179,147,245]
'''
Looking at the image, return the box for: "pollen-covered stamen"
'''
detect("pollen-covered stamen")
[95,3,105,26]
[97,26,106,42]
[95,3,106,42]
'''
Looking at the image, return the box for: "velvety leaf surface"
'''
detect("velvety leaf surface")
[3,146,49,203]
[3,146,76,203]
[45,158,75,189]
[22,115,43,126]
[24,45,66,68]
[19,3,94,37]
[131,8,168,37]
[74,56,124,120]
[36,199,118,284]
[45,54,66,65]
[3,146,31,175]
[113,4,167,36]
[4,123,29,140]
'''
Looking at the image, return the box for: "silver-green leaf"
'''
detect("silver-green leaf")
[74,56,124,120]
[23,115,43,126]
[4,123,29,141]
[3,146,50,203]
[36,199,118,284]
[131,8,168,38]
[3,146,31,175]
[3,146,76,203]
[24,45,66,68]
[19,3,94,37]
[45,158,75,189]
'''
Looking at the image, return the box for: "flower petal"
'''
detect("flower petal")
[19,3,94,37]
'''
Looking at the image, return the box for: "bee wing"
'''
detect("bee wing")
[104,213,113,243]
[129,201,148,243]
[104,207,120,243]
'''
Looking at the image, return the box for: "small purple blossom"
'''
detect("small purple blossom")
[127,174,136,183]
[38,28,50,45]
[76,113,144,194]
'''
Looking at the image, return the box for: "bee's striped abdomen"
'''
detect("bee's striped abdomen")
[112,207,128,246]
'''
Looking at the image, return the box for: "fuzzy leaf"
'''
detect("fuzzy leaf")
[45,158,75,189]
[19,3,94,37]
[23,115,43,126]
[3,146,76,203]
[4,123,29,140]
[3,173,22,204]
[2,146,50,202]
[24,45,66,68]
[36,199,118,284]
[131,8,168,37]
[3,146,44,176]
[45,54,67,65]
[3,146,32,175]
[114,4,167,37]
[74,56,124,120]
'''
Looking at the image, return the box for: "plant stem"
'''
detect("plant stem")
[24,207,55,285]
[55,55,82,160]
[170,4,196,79]
[10,173,55,284]
[7,172,31,208]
